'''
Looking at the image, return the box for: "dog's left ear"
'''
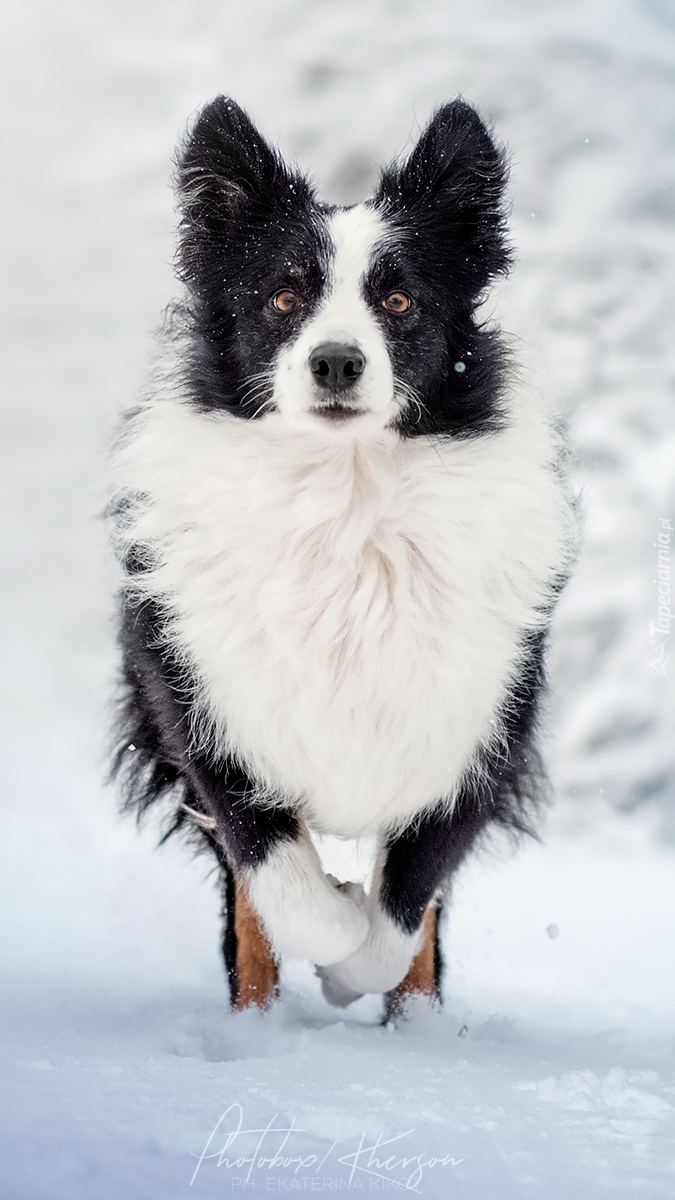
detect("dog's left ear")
[374,100,511,296]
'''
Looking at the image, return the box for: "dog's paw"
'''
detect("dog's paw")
[246,839,369,966]
[277,879,369,966]
[315,964,364,1009]
[317,909,420,1003]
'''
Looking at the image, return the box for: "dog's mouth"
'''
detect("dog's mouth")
[309,401,368,423]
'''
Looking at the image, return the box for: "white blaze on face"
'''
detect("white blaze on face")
[271,205,397,433]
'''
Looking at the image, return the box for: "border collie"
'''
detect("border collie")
[109,97,573,1014]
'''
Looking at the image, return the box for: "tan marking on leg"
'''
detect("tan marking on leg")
[231,878,279,1011]
[385,905,439,1019]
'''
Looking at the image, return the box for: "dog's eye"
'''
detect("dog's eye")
[382,291,412,314]
[271,290,301,313]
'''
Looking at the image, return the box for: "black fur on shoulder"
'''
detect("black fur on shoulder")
[109,595,193,839]
[110,591,300,867]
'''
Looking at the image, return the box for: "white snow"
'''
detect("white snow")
[1,0,674,1196]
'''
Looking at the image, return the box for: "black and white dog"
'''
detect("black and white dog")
[110,97,572,1011]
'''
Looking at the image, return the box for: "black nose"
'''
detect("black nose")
[309,343,365,390]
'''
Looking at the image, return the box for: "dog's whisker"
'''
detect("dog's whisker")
[237,378,276,411]
[394,376,427,426]
[237,369,277,409]
[250,396,276,420]
[239,385,272,407]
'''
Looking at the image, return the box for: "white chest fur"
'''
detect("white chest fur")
[114,394,571,837]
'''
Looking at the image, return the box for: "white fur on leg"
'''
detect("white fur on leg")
[317,890,421,1006]
[245,834,369,966]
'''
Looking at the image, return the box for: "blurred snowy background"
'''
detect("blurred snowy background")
[1,1,674,1198]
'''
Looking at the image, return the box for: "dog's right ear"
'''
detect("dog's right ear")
[175,97,311,289]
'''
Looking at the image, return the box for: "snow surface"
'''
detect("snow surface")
[1,0,674,1196]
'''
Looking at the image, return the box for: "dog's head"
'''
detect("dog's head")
[175,97,511,438]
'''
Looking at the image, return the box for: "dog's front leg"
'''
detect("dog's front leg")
[318,796,489,1007]
[245,829,369,965]
[121,601,367,972]
[185,760,369,967]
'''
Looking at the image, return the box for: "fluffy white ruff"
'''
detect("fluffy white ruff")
[112,377,573,839]
[317,881,422,1006]
[245,834,369,965]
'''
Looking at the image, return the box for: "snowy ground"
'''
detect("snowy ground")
[1,0,674,1196]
